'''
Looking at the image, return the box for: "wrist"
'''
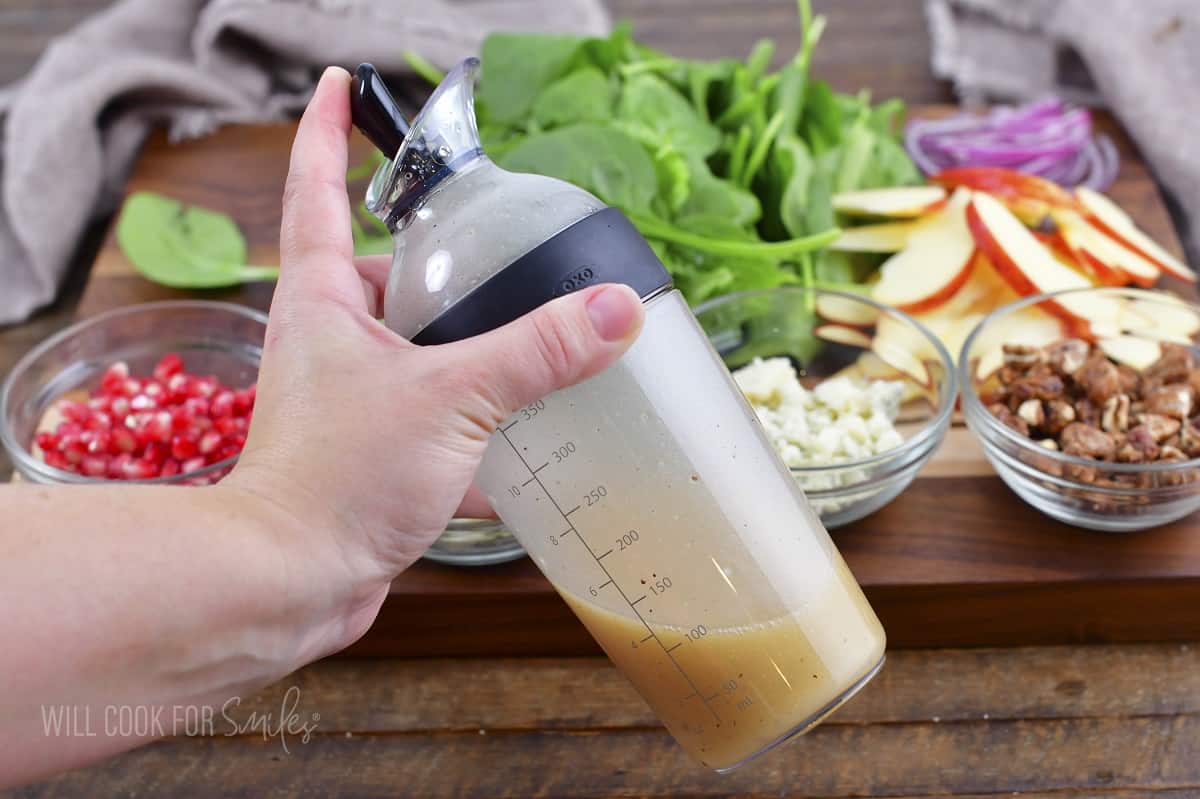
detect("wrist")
[215,470,388,672]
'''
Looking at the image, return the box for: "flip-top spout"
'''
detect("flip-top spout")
[350,63,410,157]
[354,58,485,230]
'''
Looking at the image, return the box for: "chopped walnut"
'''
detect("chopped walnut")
[1017,399,1045,429]
[1045,338,1089,377]
[1060,422,1116,460]
[1137,413,1182,442]
[1117,425,1160,463]
[1180,419,1200,458]
[1101,394,1131,433]
[1011,373,1065,403]
[1144,384,1194,419]
[1044,400,1076,435]
[989,402,1029,436]
[1075,355,1122,404]
[1144,343,1196,384]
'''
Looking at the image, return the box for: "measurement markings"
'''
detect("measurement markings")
[598,579,614,589]
[640,633,655,643]
[596,548,614,561]
[665,643,682,653]
[559,528,576,538]
[498,426,721,724]
[500,420,520,433]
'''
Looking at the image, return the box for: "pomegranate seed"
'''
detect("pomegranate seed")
[210,390,235,418]
[143,381,166,399]
[214,416,248,436]
[183,396,209,418]
[107,453,133,479]
[59,400,91,424]
[87,395,111,413]
[143,441,169,466]
[109,396,131,419]
[34,431,58,452]
[198,430,222,455]
[130,393,157,411]
[191,377,218,398]
[153,353,184,382]
[111,428,137,453]
[85,411,112,431]
[43,450,72,471]
[82,429,111,454]
[144,411,172,443]
[160,458,182,478]
[123,458,157,480]
[81,455,109,477]
[100,362,130,394]
[62,440,86,464]
[229,431,247,448]
[170,406,193,432]
[232,388,254,416]
[171,434,198,460]
[180,456,207,475]
[189,415,214,433]
[56,422,83,439]
[121,378,143,398]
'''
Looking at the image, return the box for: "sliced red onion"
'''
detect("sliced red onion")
[905,97,1119,191]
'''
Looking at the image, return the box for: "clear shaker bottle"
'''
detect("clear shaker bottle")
[351,60,886,771]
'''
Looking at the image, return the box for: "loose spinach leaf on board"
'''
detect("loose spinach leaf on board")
[116,192,278,288]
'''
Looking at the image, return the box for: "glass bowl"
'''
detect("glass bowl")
[1,301,265,485]
[424,518,524,566]
[960,287,1200,532]
[694,287,957,528]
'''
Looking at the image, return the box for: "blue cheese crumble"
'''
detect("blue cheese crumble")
[733,357,905,466]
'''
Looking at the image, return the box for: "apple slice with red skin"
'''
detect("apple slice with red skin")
[1075,186,1196,282]
[933,166,1077,225]
[832,186,947,218]
[1049,208,1158,287]
[1030,230,1122,286]
[870,187,976,314]
[966,192,1123,336]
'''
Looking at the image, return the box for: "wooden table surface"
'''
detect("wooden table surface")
[3,1,1200,797]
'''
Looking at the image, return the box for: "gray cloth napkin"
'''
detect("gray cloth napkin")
[927,0,1200,263]
[0,0,609,325]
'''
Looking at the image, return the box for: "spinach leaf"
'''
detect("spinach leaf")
[478,34,582,124]
[616,73,721,158]
[498,123,658,212]
[531,67,615,127]
[116,192,277,288]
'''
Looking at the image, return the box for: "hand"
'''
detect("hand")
[225,67,645,652]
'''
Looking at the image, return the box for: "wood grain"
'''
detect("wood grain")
[11,644,1200,799]
[213,644,1200,733]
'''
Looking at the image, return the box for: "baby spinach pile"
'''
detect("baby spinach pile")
[462,0,921,304]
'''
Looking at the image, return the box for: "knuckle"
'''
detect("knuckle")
[530,308,586,388]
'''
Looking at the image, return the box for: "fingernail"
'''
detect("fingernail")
[586,285,639,342]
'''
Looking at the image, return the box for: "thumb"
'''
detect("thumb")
[439,284,645,421]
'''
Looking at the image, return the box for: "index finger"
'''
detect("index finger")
[277,66,362,308]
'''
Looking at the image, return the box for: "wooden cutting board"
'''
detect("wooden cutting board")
[78,111,1200,654]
